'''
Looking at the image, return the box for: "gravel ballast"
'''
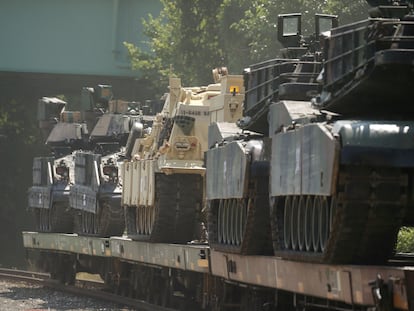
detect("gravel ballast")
[0,280,132,311]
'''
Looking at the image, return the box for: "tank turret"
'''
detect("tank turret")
[313,0,414,116]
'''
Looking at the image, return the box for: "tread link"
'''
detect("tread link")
[126,173,203,243]
[208,175,272,255]
[74,200,124,237]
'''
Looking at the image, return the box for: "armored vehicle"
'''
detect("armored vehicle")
[69,87,150,236]
[206,14,337,255]
[122,70,244,243]
[28,97,91,232]
[208,0,414,264]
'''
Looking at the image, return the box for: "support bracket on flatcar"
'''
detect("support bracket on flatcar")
[369,274,393,311]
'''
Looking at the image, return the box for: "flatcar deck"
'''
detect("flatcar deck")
[22,231,414,310]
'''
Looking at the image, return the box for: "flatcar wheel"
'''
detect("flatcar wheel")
[291,196,299,250]
[304,196,313,252]
[312,197,321,252]
[319,197,330,251]
[283,196,292,249]
[297,196,306,251]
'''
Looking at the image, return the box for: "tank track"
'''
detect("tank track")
[271,166,407,264]
[126,173,203,243]
[74,200,124,237]
[34,203,74,233]
[208,175,272,255]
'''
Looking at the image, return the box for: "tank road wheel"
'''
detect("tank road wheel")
[311,196,321,252]
[283,196,292,249]
[49,203,74,233]
[138,206,145,234]
[238,199,248,246]
[35,204,74,233]
[271,167,408,264]
[35,208,50,232]
[128,174,203,243]
[304,196,314,252]
[290,196,299,250]
[319,197,330,251]
[76,200,124,237]
[208,175,272,255]
[125,206,137,235]
[94,200,124,237]
[146,206,155,235]
[218,200,224,243]
[297,196,306,251]
[224,200,231,245]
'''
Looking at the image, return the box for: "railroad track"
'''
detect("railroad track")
[0,268,176,311]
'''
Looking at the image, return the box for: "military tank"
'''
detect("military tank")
[28,96,95,232]
[121,71,244,243]
[208,0,414,264]
[206,14,337,255]
[69,86,152,236]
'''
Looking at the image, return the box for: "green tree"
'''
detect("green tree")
[125,0,226,97]
[0,95,44,266]
[397,227,414,253]
[230,0,370,62]
[125,0,371,97]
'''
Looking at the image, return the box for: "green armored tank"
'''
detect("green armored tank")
[207,0,414,264]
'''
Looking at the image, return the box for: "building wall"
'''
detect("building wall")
[0,0,161,77]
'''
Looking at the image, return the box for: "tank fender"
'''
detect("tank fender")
[270,123,339,197]
[206,141,249,200]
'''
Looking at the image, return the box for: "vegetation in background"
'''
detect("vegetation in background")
[125,0,369,97]
[0,94,45,267]
[397,227,414,253]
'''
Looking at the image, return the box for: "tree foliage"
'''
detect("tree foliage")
[125,0,370,97]
[397,227,414,253]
